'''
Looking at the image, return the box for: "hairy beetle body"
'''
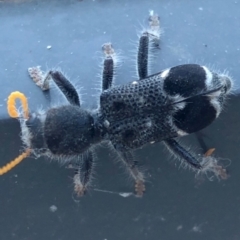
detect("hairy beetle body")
[100,64,232,150]
[3,11,233,197]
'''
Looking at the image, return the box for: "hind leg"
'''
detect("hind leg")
[115,149,145,197]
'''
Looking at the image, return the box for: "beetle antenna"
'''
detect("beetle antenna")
[0,91,31,175]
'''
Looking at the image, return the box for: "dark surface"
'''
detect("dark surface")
[0,1,240,240]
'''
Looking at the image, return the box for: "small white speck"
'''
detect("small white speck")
[150,141,155,144]
[145,120,152,128]
[103,31,106,34]
[176,225,183,231]
[94,188,133,197]
[192,224,202,233]
[132,81,138,85]
[149,9,154,16]
[119,192,133,198]
[104,120,110,128]
[49,205,57,212]
[46,45,52,49]
[198,7,203,11]
[160,216,165,222]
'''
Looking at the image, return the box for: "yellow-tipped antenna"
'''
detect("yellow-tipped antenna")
[0,91,31,175]
[0,149,31,175]
[7,91,29,119]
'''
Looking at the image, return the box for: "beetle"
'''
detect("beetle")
[1,10,232,197]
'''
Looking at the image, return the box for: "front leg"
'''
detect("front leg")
[117,150,145,197]
[68,151,94,197]
[28,66,80,106]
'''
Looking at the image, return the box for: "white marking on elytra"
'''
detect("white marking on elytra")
[209,98,221,117]
[170,94,186,110]
[177,129,188,136]
[202,66,213,89]
[175,101,186,110]
[160,68,170,79]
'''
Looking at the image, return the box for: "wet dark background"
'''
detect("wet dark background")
[0,0,240,239]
